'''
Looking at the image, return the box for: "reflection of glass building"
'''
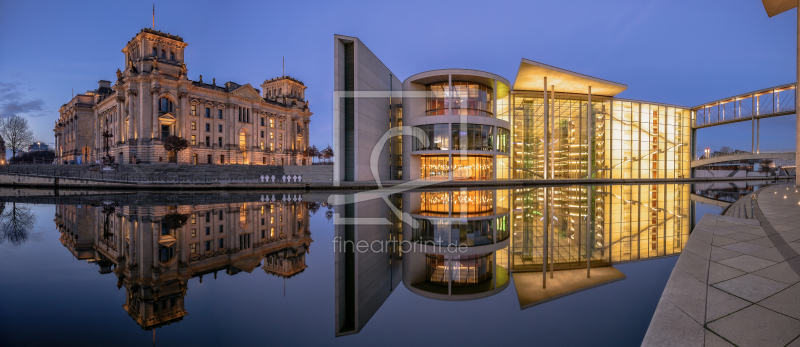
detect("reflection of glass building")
[55,199,312,330]
[334,36,693,183]
[401,189,511,300]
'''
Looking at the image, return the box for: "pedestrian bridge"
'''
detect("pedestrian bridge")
[690,151,795,168]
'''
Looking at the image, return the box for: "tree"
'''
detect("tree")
[307,145,319,164]
[0,115,34,161]
[0,202,36,246]
[163,135,189,163]
[322,144,334,164]
[720,146,733,154]
[760,159,773,172]
[162,213,189,230]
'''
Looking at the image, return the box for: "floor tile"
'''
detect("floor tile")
[675,250,710,284]
[721,242,768,255]
[711,246,744,262]
[706,286,752,323]
[760,284,800,320]
[704,329,735,347]
[712,235,740,246]
[718,255,776,273]
[641,298,704,347]
[746,236,777,248]
[713,274,789,303]
[662,268,707,324]
[752,262,800,285]
[725,232,762,242]
[708,262,746,284]
[707,305,800,347]
[748,247,787,262]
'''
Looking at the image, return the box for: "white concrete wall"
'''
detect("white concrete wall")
[333,35,400,183]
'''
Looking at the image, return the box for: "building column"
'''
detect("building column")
[752,94,756,153]
[543,76,548,180]
[127,90,136,141]
[151,89,160,141]
[796,1,800,187]
[587,86,593,179]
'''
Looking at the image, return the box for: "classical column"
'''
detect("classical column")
[116,97,125,143]
[178,92,188,139]
[127,90,136,141]
[138,83,148,142]
[151,88,160,140]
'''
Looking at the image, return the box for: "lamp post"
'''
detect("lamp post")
[760,0,800,186]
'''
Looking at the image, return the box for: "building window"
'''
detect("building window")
[260,141,264,150]
[191,135,196,146]
[270,119,274,128]
[191,105,196,116]
[170,51,175,60]
[191,121,196,130]
[261,117,265,126]
[205,227,210,235]
[218,238,224,248]
[161,50,166,59]
[278,134,283,141]
[219,225,223,233]
[205,240,211,251]
[219,211,223,220]
[152,47,157,56]
[218,124,223,132]
[271,157,275,165]
[221,155,225,163]
[218,137,222,147]
[238,108,242,122]
[279,121,283,129]
[191,214,196,224]
[218,109,223,119]
[262,157,266,164]
[191,228,196,237]
[205,136,210,147]
[190,243,197,254]
[270,132,274,140]
[260,131,264,138]
[278,143,282,150]
[208,154,212,163]
[205,123,210,132]
[270,142,274,151]
[159,98,174,113]
[205,108,211,118]
[205,213,211,223]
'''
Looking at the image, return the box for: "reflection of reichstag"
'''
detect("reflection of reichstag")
[336,184,690,335]
[55,199,312,330]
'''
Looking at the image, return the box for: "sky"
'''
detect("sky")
[0,0,798,155]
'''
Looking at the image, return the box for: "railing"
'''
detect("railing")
[695,149,794,161]
[0,166,330,183]
[693,84,796,128]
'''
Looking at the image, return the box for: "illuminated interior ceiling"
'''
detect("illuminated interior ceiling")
[761,0,797,17]
[512,59,628,97]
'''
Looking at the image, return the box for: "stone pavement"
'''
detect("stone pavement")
[643,183,800,347]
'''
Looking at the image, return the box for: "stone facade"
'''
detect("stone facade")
[55,199,312,329]
[54,28,313,166]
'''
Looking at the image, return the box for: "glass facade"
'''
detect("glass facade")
[412,123,510,153]
[426,253,493,286]
[452,156,492,180]
[427,82,494,117]
[510,94,691,180]
[508,184,690,271]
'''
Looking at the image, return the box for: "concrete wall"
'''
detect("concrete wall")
[333,35,401,184]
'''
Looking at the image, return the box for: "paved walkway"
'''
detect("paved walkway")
[643,183,800,346]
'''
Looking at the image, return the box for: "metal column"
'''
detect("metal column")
[543,77,549,180]
[587,86,593,179]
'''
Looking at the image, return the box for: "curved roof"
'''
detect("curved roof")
[404,69,511,88]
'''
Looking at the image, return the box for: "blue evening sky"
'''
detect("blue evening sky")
[0,0,797,155]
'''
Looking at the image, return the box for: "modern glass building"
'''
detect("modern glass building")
[334,36,693,183]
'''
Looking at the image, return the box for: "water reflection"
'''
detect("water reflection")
[335,184,691,334]
[54,196,312,330]
[0,202,35,246]
[15,184,695,338]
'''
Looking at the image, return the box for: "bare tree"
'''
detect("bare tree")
[322,144,334,164]
[0,115,35,160]
[720,146,733,154]
[0,202,36,246]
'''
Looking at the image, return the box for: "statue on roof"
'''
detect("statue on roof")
[180,62,188,78]
[116,68,123,81]
[199,75,203,83]
[129,57,138,74]
[152,57,159,71]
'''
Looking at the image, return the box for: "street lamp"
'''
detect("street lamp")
[759,0,800,186]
